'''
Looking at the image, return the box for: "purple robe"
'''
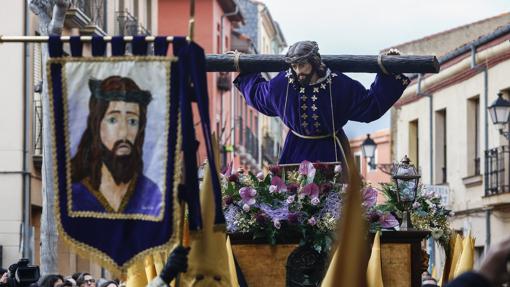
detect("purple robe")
[72,174,162,216]
[234,69,409,164]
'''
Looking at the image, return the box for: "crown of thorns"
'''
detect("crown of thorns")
[284,41,320,64]
[89,78,152,106]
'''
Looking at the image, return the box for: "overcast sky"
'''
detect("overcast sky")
[261,0,509,138]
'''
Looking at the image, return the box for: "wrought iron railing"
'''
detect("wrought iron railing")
[116,10,151,36]
[485,146,510,196]
[71,0,107,30]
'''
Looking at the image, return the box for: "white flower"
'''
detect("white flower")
[273,220,281,229]
[287,195,295,204]
[243,204,250,212]
[269,185,278,193]
[256,172,265,181]
[311,197,320,206]
[334,164,342,173]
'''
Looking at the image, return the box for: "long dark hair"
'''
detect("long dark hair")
[39,274,64,287]
[71,76,148,190]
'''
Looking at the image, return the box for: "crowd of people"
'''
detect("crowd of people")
[0,270,118,287]
[0,247,189,287]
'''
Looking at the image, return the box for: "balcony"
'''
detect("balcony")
[67,0,107,36]
[116,10,151,36]
[485,146,510,196]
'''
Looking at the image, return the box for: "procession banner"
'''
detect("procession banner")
[47,36,182,274]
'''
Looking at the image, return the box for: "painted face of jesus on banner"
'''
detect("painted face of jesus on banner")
[70,76,163,218]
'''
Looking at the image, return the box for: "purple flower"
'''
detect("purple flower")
[273,219,281,229]
[243,203,250,212]
[271,176,287,193]
[379,213,399,229]
[287,213,299,224]
[224,196,233,205]
[287,183,299,194]
[287,195,295,204]
[412,201,421,209]
[239,187,257,205]
[259,203,290,221]
[307,217,317,226]
[256,172,265,181]
[367,210,381,223]
[299,160,316,180]
[301,183,320,199]
[362,187,378,208]
[311,197,320,206]
[269,185,278,193]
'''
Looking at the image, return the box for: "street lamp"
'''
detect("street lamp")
[391,155,421,231]
[361,134,377,169]
[488,92,510,140]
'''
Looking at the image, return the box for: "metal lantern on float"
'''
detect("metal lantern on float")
[391,155,421,230]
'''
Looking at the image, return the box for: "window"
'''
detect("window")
[467,96,480,176]
[409,119,419,169]
[434,110,447,184]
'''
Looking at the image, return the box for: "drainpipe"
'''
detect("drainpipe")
[418,74,436,272]
[481,50,491,251]
[220,1,239,164]
[470,43,492,253]
[22,1,33,262]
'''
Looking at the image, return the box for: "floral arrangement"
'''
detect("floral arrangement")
[222,161,344,253]
[373,182,452,247]
[221,161,452,253]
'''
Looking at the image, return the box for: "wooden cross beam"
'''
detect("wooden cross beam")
[206,54,439,74]
[0,36,439,74]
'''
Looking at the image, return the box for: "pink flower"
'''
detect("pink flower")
[299,160,316,178]
[243,203,250,212]
[362,187,378,208]
[287,195,295,204]
[269,165,282,177]
[308,217,317,226]
[239,187,257,205]
[256,172,265,181]
[311,197,320,206]
[269,185,278,193]
[271,176,287,193]
[223,161,233,177]
[301,183,320,199]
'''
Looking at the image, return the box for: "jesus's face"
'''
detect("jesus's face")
[291,61,314,85]
[100,101,140,155]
